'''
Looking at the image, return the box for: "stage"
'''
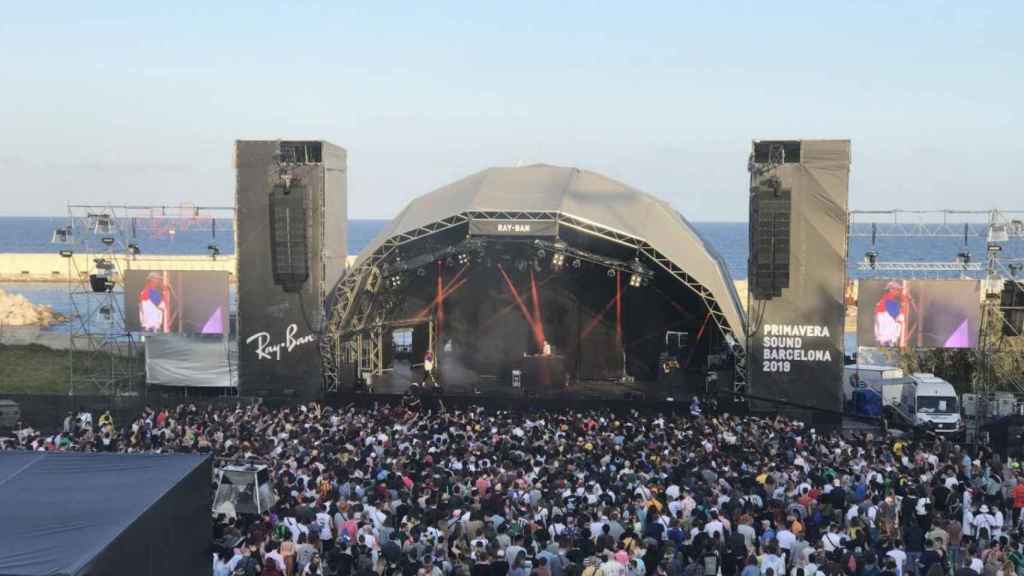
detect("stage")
[365,359,717,401]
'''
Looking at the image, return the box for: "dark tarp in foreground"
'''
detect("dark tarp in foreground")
[0,452,212,576]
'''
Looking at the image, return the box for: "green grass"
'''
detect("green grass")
[0,344,142,395]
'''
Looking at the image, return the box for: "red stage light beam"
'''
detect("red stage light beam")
[695,311,712,343]
[482,275,558,327]
[436,262,444,344]
[529,269,546,345]
[615,270,622,345]
[413,263,470,320]
[580,296,618,339]
[497,264,545,349]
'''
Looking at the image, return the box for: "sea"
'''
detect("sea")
[1,216,1020,335]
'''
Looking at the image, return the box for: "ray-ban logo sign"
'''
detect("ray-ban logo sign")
[246,323,316,360]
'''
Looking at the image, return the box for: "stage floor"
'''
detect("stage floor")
[361,360,705,401]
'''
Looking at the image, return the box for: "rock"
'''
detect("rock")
[0,289,63,327]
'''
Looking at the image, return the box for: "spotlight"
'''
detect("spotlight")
[208,243,220,259]
[988,243,1003,254]
[864,250,879,269]
[389,275,404,289]
[51,226,73,244]
[629,273,643,288]
[551,253,565,270]
[59,250,74,258]
[457,253,470,266]
[572,258,582,269]
[101,236,115,246]
[607,268,616,278]
[127,243,141,256]
[956,250,971,267]
[92,214,113,235]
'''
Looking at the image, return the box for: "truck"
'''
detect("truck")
[892,373,962,434]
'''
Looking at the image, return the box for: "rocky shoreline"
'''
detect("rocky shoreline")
[0,288,63,327]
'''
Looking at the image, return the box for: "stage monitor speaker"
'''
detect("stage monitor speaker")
[236,140,347,400]
[269,181,310,292]
[1002,281,1024,336]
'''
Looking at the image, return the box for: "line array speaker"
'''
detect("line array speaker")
[269,181,310,292]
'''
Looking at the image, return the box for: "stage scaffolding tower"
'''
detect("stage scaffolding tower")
[57,203,235,396]
[848,209,1024,441]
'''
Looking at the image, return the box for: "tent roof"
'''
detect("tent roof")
[357,164,745,337]
[0,452,209,576]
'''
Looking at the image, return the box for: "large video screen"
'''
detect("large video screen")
[124,270,229,335]
[856,279,980,349]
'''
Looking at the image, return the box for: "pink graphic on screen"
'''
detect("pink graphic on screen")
[202,307,224,334]
[944,319,970,348]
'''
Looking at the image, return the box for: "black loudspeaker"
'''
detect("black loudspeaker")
[1002,281,1024,336]
[269,181,310,292]
[749,181,791,300]
[89,274,112,293]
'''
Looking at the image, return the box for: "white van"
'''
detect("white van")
[895,373,961,434]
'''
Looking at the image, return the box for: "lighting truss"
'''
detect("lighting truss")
[320,209,745,393]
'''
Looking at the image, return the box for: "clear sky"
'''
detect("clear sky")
[1,2,1020,220]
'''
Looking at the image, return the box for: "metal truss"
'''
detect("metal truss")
[849,210,1024,238]
[857,261,984,272]
[59,203,234,395]
[321,210,746,393]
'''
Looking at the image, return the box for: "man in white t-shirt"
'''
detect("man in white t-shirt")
[886,542,907,576]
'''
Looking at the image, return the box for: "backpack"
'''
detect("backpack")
[233,556,260,576]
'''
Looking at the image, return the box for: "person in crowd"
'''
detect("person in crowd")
[3,400,1013,576]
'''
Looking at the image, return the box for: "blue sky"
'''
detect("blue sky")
[1,2,1020,220]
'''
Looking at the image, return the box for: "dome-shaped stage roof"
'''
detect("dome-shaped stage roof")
[346,164,746,345]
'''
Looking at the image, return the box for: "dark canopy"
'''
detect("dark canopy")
[0,452,212,576]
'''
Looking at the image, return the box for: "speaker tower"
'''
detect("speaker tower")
[235,140,347,399]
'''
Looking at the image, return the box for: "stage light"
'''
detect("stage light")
[417,267,426,277]
[389,275,404,289]
[92,214,113,235]
[956,250,971,268]
[127,243,141,256]
[629,273,642,288]
[551,253,565,270]
[208,243,221,260]
[457,253,470,266]
[59,250,73,258]
[536,249,546,259]
[51,226,72,244]
[101,236,115,246]
[517,259,528,272]
[863,250,879,269]
[572,258,582,269]
[607,268,616,278]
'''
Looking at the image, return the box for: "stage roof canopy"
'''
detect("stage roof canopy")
[0,452,212,576]
[356,164,746,340]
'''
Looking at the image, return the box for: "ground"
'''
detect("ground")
[0,344,139,395]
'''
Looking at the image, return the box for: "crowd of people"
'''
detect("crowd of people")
[4,398,1024,576]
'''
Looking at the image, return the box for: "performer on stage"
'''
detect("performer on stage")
[874,281,910,347]
[423,351,438,388]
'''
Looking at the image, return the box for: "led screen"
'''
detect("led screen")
[856,279,980,349]
[124,270,229,335]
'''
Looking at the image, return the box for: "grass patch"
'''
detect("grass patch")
[0,344,142,395]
